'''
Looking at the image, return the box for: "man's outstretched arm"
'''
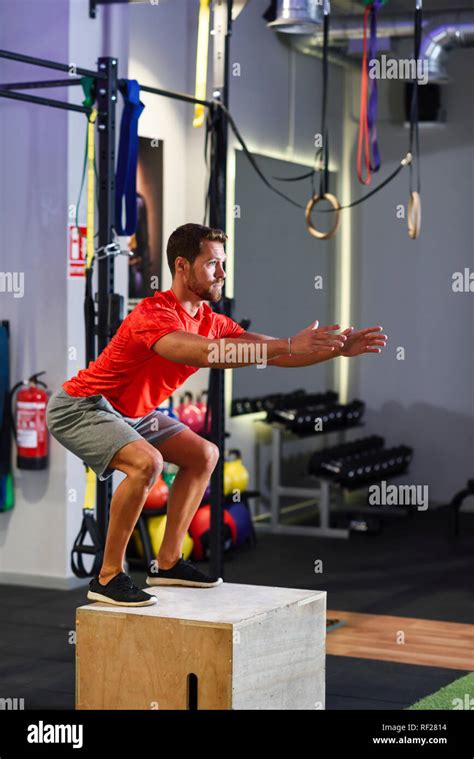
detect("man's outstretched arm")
[151,321,347,369]
[234,332,338,368]
[236,326,388,367]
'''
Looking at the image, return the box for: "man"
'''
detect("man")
[46,223,387,607]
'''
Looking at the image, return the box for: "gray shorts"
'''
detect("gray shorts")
[46,388,187,481]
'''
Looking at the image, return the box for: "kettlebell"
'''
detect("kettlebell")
[224,449,249,496]
[178,392,203,433]
[197,390,211,434]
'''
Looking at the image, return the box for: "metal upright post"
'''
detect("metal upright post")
[208,0,233,579]
[96,56,118,543]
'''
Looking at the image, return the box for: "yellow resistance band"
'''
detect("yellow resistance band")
[84,107,97,510]
[86,108,97,270]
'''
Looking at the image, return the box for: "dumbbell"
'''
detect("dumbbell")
[338,446,413,487]
[326,440,388,470]
[293,403,345,434]
[343,399,366,425]
[308,436,385,475]
[297,390,339,409]
[281,389,307,408]
[251,396,265,413]
[262,393,285,412]
[231,398,251,416]
[319,444,386,476]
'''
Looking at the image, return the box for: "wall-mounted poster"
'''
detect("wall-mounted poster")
[127,136,163,309]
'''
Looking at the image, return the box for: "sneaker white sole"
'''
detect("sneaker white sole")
[87,590,157,606]
[146,577,223,588]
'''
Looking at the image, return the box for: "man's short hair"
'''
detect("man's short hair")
[167,223,227,277]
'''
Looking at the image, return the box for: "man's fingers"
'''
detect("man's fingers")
[313,340,346,350]
[314,323,341,333]
[361,326,384,335]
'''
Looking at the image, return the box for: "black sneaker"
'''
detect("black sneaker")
[146,555,223,588]
[87,572,157,607]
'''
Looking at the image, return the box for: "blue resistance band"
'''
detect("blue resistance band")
[115,80,145,236]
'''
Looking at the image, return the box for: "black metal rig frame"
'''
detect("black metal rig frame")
[0,0,233,578]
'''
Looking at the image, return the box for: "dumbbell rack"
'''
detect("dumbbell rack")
[255,421,356,539]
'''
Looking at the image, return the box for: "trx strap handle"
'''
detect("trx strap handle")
[70,464,104,579]
[115,80,145,236]
[408,0,422,239]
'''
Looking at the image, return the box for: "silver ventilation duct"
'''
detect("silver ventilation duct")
[420,14,474,82]
[268,2,474,82]
[267,0,325,33]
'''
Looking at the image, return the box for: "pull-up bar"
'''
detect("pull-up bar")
[0,87,91,114]
[0,78,84,91]
[0,49,107,79]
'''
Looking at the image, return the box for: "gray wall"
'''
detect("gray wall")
[232,150,336,401]
[349,49,474,504]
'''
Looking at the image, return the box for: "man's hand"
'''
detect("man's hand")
[290,321,347,355]
[338,326,387,357]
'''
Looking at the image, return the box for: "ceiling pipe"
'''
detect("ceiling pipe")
[267,3,474,82]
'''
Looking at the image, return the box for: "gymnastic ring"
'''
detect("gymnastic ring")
[305,193,341,240]
[408,191,421,240]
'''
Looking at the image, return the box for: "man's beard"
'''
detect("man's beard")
[187,273,223,302]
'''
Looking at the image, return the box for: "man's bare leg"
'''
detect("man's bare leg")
[154,429,219,569]
[98,439,163,585]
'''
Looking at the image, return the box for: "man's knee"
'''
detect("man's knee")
[133,450,164,488]
[199,442,220,471]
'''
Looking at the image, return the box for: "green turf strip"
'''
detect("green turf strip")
[408,672,474,710]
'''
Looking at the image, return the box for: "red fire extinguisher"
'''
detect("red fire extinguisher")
[10,372,49,470]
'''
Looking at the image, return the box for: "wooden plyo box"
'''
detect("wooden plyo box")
[76,582,326,710]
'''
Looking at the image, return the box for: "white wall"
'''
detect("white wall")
[0,0,71,587]
[0,0,129,588]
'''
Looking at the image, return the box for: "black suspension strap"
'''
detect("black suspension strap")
[216,100,305,210]
[304,0,341,240]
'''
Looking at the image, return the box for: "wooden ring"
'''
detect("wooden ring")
[408,191,421,239]
[305,193,341,240]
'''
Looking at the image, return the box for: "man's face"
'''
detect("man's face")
[183,240,226,303]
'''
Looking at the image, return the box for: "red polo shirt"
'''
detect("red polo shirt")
[62,289,246,417]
